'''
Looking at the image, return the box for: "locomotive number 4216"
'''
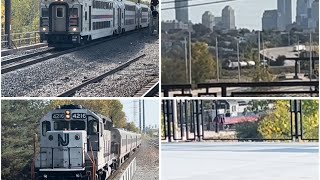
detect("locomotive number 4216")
[72,113,87,119]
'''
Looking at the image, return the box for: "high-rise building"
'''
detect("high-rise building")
[221,6,236,30]
[310,0,319,29]
[202,11,215,30]
[296,0,313,27]
[262,10,280,31]
[175,0,189,23]
[277,0,292,30]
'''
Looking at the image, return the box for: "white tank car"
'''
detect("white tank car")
[34,104,141,180]
[39,0,150,47]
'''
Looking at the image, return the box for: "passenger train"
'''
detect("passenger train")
[39,0,150,47]
[34,104,141,180]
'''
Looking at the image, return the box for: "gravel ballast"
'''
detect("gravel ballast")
[132,139,159,180]
[1,30,159,97]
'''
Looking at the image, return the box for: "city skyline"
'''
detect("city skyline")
[162,0,299,30]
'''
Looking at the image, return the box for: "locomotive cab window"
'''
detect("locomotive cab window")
[71,120,85,130]
[42,121,51,136]
[56,7,64,18]
[88,120,99,135]
[41,8,49,17]
[54,121,69,130]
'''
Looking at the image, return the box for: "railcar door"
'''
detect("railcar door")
[52,5,67,32]
[118,8,122,33]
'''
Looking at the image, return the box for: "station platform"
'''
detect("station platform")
[161,142,318,180]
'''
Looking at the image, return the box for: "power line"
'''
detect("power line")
[162,0,239,10]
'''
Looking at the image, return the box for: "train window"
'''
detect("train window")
[42,121,51,136]
[88,120,98,135]
[56,7,64,18]
[42,8,49,17]
[69,8,78,17]
[71,121,85,130]
[54,121,69,130]
[85,12,87,20]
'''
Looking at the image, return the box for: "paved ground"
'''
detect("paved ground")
[161,142,318,180]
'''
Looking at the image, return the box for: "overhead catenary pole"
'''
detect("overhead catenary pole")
[188,28,192,85]
[139,100,142,132]
[5,0,12,48]
[184,37,188,83]
[216,37,219,82]
[143,100,146,134]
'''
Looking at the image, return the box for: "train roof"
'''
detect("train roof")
[113,128,141,136]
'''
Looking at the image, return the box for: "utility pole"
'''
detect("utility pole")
[143,100,146,134]
[184,37,188,83]
[237,37,240,82]
[258,31,261,69]
[139,100,142,132]
[216,37,219,82]
[262,33,265,69]
[309,31,312,81]
[5,0,12,48]
[188,28,192,85]
[133,100,138,125]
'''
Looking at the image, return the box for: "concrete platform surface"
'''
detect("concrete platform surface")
[162,142,319,180]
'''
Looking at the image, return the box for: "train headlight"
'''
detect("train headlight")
[76,174,80,178]
[65,110,71,119]
[48,135,53,141]
[75,134,80,140]
[42,27,46,31]
[43,174,48,178]
[72,27,77,31]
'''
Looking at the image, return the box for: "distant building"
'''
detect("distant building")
[310,0,319,30]
[175,0,189,23]
[296,0,313,28]
[221,6,236,30]
[262,10,280,31]
[161,20,189,32]
[202,11,215,30]
[277,0,292,30]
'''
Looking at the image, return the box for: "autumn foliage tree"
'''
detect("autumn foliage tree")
[258,100,319,139]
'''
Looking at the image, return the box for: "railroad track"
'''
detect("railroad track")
[134,78,159,97]
[1,30,141,74]
[1,47,54,66]
[57,54,146,97]
[149,139,159,148]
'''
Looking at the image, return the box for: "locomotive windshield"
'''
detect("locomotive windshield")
[41,8,49,17]
[42,121,51,136]
[53,120,85,130]
[69,8,78,17]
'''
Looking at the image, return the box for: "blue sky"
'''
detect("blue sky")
[162,0,298,30]
[120,99,160,128]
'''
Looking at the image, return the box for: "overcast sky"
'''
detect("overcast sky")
[161,0,298,30]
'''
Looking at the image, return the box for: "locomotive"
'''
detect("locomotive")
[39,0,150,47]
[34,104,141,180]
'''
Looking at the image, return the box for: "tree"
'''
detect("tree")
[258,100,319,139]
[1,100,51,180]
[191,42,216,84]
[161,57,187,84]
[126,122,140,133]
[192,24,211,38]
